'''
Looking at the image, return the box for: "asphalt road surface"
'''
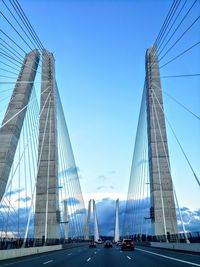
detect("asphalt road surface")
[0,245,200,267]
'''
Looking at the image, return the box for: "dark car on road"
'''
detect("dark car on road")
[89,242,96,248]
[104,240,112,248]
[121,239,134,250]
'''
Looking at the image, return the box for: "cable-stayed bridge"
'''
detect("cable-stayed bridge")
[0,0,200,266]
[122,0,200,244]
[0,1,87,245]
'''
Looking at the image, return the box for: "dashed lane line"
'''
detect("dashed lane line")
[87,257,91,262]
[136,248,200,267]
[0,247,85,267]
[127,256,131,260]
[43,260,54,265]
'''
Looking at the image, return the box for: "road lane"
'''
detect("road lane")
[135,246,200,265]
[0,246,89,267]
[0,244,199,267]
[136,248,200,266]
[43,260,54,265]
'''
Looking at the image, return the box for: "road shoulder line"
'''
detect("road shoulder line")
[136,248,200,266]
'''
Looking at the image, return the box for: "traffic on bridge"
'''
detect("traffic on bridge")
[1,243,200,267]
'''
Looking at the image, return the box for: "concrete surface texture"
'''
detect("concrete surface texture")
[34,49,59,240]
[0,50,39,202]
[146,46,177,236]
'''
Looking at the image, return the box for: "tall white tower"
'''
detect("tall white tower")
[85,199,100,241]
[63,202,69,240]
[0,50,39,202]
[114,199,120,242]
[146,46,177,237]
[93,200,100,242]
[85,200,92,240]
[34,49,60,242]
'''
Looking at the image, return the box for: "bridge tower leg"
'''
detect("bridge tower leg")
[146,46,177,238]
[93,200,100,242]
[0,50,39,202]
[63,202,69,240]
[34,49,60,243]
[85,199,92,240]
[114,199,119,242]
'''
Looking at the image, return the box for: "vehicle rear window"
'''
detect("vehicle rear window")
[124,240,132,244]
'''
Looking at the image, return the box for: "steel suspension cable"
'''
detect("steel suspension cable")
[152,89,200,188]
[157,0,188,54]
[158,0,198,58]
[151,94,189,240]
[151,0,181,56]
[161,74,200,78]
[162,90,200,121]
[159,15,200,62]
[160,41,200,69]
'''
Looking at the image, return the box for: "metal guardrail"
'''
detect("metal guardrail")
[1,232,200,250]
[125,232,200,243]
[0,238,88,250]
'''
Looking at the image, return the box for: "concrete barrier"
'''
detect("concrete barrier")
[150,242,200,253]
[0,245,62,260]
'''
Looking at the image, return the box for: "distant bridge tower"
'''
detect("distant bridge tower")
[114,199,120,242]
[34,49,60,242]
[146,46,177,237]
[85,199,92,240]
[85,199,100,241]
[93,200,100,242]
[0,50,39,202]
[63,202,69,240]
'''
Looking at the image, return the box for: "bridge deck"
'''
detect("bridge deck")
[0,244,199,267]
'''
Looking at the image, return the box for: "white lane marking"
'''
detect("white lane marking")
[94,251,97,254]
[136,248,200,266]
[43,260,54,265]
[68,253,72,256]
[0,247,85,267]
[87,257,91,262]
[127,256,131,260]
[120,251,123,253]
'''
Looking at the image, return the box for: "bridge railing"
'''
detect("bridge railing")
[0,238,88,250]
[129,232,200,244]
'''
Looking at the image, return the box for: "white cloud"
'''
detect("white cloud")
[86,198,200,237]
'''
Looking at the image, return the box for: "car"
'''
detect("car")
[89,242,96,248]
[121,239,134,250]
[116,241,122,246]
[104,240,112,248]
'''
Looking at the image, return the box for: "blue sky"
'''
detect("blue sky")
[13,0,200,210]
